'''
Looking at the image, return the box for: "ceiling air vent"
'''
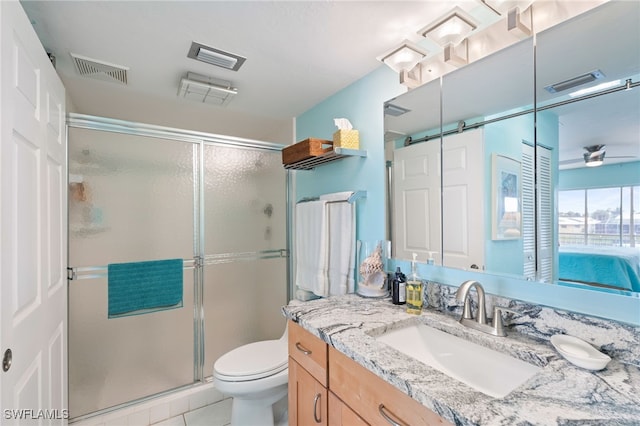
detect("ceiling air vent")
[544,70,604,94]
[70,53,128,85]
[178,72,237,106]
[187,42,246,71]
[384,103,411,116]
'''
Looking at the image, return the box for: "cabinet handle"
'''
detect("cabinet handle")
[378,404,408,426]
[295,342,312,355]
[313,393,322,423]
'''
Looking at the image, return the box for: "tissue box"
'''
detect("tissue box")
[333,129,360,149]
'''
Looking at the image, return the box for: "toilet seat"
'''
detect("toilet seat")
[214,339,287,382]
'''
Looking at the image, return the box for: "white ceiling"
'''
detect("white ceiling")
[20,0,493,142]
[19,0,640,166]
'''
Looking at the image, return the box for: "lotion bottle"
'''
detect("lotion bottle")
[406,253,423,315]
[392,267,406,305]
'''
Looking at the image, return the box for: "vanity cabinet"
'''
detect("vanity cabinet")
[328,391,368,426]
[288,320,328,425]
[289,358,328,425]
[288,320,452,426]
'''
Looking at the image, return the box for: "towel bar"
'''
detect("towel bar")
[68,249,288,280]
[297,190,366,205]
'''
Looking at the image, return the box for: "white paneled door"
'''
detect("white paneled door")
[392,140,441,262]
[442,129,485,271]
[1,1,68,423]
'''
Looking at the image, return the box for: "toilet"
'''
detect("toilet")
[213,325,288,426]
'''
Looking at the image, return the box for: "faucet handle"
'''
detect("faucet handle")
[495,306,520,316]
[492,306,520,336]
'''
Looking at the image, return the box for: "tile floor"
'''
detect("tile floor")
[151,398,288,426]
[151,399,232,426]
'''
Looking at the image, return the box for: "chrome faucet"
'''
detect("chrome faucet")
[455,280,487,325]
[455,280,511,337]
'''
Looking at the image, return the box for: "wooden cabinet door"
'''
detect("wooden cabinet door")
[289,358,327,426]
[288,320,328,386]
[329,391,369,426]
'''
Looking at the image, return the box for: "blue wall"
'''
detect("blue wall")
[295,66,403,242]
[483,112,535,275]
[295,66,640,326]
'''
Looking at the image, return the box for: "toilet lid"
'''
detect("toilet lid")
[214,339,287,381]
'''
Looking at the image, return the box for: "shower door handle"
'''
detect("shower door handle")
[2,348,12,372]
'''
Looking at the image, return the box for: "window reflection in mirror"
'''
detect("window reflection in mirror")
[536,1,640,294]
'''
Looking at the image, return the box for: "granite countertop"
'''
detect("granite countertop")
[282,294,640,426]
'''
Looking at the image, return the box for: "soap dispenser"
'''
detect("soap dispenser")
[406,253,423,315]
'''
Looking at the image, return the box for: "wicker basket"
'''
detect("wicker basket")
[282,138,333,165]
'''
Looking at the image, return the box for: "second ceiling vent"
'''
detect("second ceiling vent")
[70,52,129,85]
[187,42,246,71]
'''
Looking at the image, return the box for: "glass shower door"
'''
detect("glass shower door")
[202,144,288,375]
[68,127,197,417]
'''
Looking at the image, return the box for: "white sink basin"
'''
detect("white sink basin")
[375,323,541,398]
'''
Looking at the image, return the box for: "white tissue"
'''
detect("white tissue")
[334,118,353,131]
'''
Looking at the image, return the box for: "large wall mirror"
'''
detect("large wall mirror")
[385,0,639,301]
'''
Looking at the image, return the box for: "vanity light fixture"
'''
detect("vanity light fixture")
[443,39,470,67]
[178,72,237,106]
[481,0,533,16]
[379,40,429,74]
[481,1,534,37]
[418,7,477,47]
[507,6,532,37]
[379,40,429,88]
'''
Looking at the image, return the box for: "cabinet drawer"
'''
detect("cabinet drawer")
[288,320,328,386]
[329,346,452,426]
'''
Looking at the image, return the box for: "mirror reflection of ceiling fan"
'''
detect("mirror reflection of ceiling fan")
[559,144,638,168]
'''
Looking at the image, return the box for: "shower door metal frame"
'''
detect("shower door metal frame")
[66,113,290,418]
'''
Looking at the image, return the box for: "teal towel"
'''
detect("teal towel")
[108,259,183,318]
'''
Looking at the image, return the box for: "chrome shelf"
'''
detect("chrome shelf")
[283,147,367,170]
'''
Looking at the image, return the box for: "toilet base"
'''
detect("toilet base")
[229,383,288,426]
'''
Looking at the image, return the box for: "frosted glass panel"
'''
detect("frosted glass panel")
[204,144,286,253]
[68,274,195,417]
[68,128,196,416]
[203,145,287,375]
[68,128,195,265]
[203,259,287,375]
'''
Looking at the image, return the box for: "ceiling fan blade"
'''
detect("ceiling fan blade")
[559,158,584,165]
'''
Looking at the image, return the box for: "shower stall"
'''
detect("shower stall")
[66,115,289,419]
